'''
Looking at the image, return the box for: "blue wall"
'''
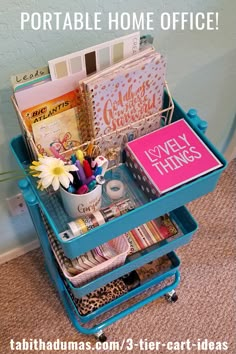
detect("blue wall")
[0,0,235,257]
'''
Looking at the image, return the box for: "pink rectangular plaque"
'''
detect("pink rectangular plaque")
[126,119,222,195]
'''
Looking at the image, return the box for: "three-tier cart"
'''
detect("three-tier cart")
[10,94,227,342]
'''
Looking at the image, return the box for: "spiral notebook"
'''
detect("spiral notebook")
[79,48,166,142]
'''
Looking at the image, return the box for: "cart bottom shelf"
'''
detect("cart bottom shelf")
[46,251,181,336]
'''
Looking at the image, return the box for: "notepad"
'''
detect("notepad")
[32,107,81,156]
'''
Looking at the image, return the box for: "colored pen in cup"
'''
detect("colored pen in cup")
[75,160,86,184]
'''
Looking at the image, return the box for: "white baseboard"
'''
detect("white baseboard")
[0,239,40,265]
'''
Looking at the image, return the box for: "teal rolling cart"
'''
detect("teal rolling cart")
[10,94,227,341]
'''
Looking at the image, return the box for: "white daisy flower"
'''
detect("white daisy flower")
[32,157,78,191]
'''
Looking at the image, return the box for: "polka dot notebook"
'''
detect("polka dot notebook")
[79,48,166,141]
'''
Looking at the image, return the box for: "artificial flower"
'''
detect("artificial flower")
[30,156,78,191]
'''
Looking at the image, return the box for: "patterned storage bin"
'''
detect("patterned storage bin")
[42,213,130,287]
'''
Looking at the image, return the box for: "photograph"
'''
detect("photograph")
[0,1,235,353]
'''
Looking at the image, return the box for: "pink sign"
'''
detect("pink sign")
[126,119,222,194]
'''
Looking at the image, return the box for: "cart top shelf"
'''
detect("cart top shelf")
[10,95,227,258]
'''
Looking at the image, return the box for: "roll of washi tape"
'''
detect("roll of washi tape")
[92,211,106,226]
[76,219,88,234]
[116,198,135,214]
[82,216,94,231]
[100,205,121,222]
[68,218,87,236]
[106,180,125,200]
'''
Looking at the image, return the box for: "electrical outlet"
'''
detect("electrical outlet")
[6,193,28,216]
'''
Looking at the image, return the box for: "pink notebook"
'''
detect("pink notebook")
[126,119,222,195]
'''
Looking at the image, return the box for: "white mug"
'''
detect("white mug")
[60,185,102,219]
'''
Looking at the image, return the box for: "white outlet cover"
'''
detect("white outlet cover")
[6,193,28,216]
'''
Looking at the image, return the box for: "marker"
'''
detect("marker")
[83,159,93,177]
[71,154,77,163]
[67,185,76,193]
[75,149,84,163]
[85,175,96,185]
[94,166,103,176]
[88,180,96,192]
[76,184,89,195]
[75,160,86,184]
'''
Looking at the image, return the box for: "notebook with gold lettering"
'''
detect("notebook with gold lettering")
[79,48,166,141]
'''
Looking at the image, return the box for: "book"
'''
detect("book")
[31,107,81,156]
[21,90,78,133]
[79,47,166,141]
[125,119,223,197]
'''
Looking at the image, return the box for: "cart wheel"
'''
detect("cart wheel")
[94,330,107,342]
[98,333,107,342]
[165,290,178,303]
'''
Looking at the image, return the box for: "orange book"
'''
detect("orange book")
[21,90,77,133]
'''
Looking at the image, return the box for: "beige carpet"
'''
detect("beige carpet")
[1,160,235,354]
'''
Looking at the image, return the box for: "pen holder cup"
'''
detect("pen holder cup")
[60,184,102,219]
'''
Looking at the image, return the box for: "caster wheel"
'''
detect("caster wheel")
[165,290,178,303]
[98,333,107,342]
[94,331,107,342]
[170,293,178,303]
